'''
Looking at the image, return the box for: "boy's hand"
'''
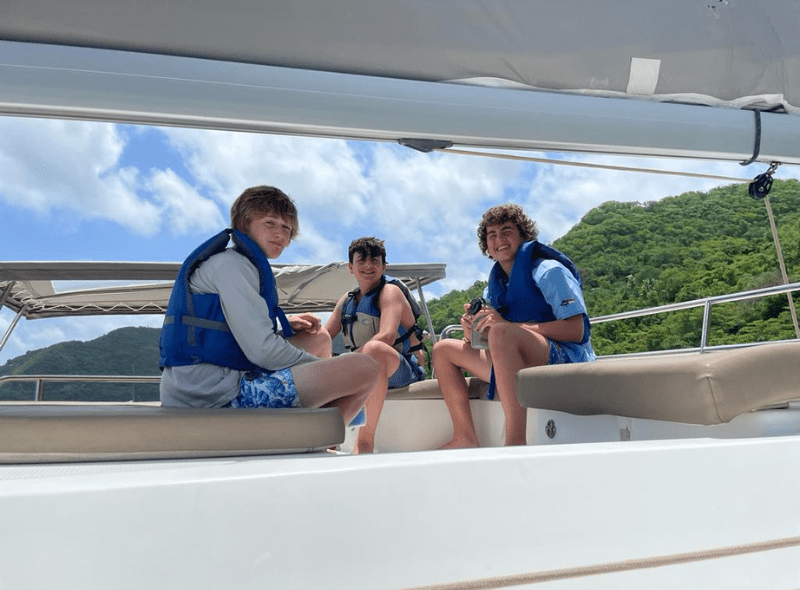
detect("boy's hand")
[288,313,322,333]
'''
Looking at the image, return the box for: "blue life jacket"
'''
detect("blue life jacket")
[484,240,590,399]
[341,274,424,355]
[487,240,590,343]
[159,228,293,371]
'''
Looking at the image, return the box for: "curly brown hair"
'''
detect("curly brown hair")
[477,204,537,257]
[230,185,299,240]
[348,236,387,264]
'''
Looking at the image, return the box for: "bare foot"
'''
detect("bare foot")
[437,438,480,450]
[353,442,374,454]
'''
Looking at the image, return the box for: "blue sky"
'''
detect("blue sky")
[2,114,798,365]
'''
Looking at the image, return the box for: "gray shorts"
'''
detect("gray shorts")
[388,353,425,389]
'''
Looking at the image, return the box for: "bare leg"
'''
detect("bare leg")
[353,341,402,453]
[431,338,492,449]
[486,323,550,446]
[288,329,332,358]
[291,355,378,424]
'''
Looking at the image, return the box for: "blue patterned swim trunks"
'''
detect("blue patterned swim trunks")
[224,368,300,409]
[547,340,571,365]
[348,407,367,427]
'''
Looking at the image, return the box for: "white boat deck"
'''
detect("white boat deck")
[2,437,799,589]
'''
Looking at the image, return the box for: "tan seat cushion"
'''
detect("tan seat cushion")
[0,403,344,463]
[516,341,800,425]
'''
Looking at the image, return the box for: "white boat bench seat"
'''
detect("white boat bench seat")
[516,341,800,425]
[387,376,489,400]
[0,402,344,464]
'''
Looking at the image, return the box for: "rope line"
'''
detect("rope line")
[739,109,762,166]
[434,148,752,183]
[763,196,800,338]
[396,536,800,590]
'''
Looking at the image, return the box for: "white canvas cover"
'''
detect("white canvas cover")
[0,261,445,319]
[2,0,798,109]
[2,1,800,162]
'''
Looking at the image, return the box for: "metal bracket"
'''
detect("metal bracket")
[398,139,454,153]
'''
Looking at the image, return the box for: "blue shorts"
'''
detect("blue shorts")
[547,340,571,365]
[388,353,425,389]
[224,368,300,409]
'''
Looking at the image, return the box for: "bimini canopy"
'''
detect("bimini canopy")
[0,261,446,319]
[1,1,800,163]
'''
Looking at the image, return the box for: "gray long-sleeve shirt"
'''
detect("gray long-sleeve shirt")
[160,248,318,407]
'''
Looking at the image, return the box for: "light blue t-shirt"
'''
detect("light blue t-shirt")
[484,258,596,363]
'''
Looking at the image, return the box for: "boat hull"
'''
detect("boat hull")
[2,436,799,589]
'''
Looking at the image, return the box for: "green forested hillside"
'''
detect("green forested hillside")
[421,179,800,355]
[0,327,161,401]
[555,179,800,353]
[2,179,798,397]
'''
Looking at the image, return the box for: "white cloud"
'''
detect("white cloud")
[162,129,372,222]
[148,169,224,235]
[290,222,345,265]
[367,145,521,243]
[0,117,164,235]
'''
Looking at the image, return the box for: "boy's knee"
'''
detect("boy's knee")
[432,337,458,356]
[432,338,468,369]
[361,340,398,367]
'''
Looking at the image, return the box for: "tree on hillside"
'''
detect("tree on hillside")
[554,179,800,353]
[0,327,161,401]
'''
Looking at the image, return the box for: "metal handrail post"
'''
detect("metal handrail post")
[763,195,800,338]
[415,277,437,344]
[35,378,45,402]
[0,302,26,354]
[699,300,714,352]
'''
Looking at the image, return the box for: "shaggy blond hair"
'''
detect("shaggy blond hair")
[230,185,299,240]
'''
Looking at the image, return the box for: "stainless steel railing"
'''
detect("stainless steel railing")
[0,374,160,402]
[439,281,800,355]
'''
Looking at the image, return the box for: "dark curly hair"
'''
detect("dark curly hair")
[348,236,387,264]
[477,204,537,257]
[230,185,298,240]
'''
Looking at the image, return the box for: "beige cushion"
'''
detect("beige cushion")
[516,341,800,425]
[0,403,344,463]
[388,377,489,400]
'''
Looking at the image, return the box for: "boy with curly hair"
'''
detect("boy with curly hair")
[433,204,596,448]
